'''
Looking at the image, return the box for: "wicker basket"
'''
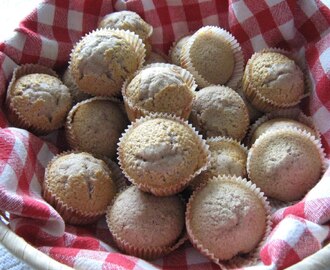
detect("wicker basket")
[0,213,329,269]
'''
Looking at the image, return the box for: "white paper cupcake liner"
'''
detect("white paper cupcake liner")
[180,26,244,90]
[117,113,211,196]
[185,175,272,269]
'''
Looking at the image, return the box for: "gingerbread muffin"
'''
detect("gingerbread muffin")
[69,28,145,97]
[190,85,249,140]
[242,51,305,112]
[65,97,128,159]
[6,64,72,135]
[186,176,270,267]
[43,152,117,225]
[106,185,186,259]
[118,114,210,196]
[123,63,196,121]
[247,128,325,202]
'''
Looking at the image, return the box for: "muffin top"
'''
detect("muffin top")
[245,51,304,106]
[170,34,191,66]
[44,152,116,213]
[98,10,153,40]
[182,26,235,87]
[144,51,168,65]
[107,185,185,248]
[124,65,195,119]
[66,97,128,159]
[190,85,249,140]
[247,128,324,201]
[9,73,71,131]
[186,176,268,261]
[62,68,92,104]
[70,29,144,96]
[249,117,317,146]
[118,116,209,195]
[189,137,247,191]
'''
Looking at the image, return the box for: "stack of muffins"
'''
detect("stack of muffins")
[5,10,326,269]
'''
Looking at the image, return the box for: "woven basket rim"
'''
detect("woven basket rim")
[1,217,330,269]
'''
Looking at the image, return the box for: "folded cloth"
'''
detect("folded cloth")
[0,1,330,269]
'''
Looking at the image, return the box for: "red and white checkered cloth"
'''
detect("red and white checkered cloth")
[0,0,330,269]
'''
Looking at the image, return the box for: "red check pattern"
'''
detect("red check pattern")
[0,0,330,269]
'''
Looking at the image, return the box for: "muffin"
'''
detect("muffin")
[186,176,270,267]
[181,26,243,89]
[62,68,92,104]
[98,10,153,56]
[106,185,186,259]
[65,97,129,159]
[190,85,249,140]
[144,51,168,65]
[247,128,325,202]
[69,28,145,97]
[123,63,196,121]
[189,137,248,191]
[118,114,210,196]
[247,109,319,146]
[242,51,305,112]
[6,64,72,135]
[169,34,192,66]
[43,152,117,225]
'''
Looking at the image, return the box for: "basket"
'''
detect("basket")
[0,0,330,269]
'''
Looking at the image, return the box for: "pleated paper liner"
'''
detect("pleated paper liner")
[246,107,320,147]
[105,186,188,260]
[185,175,272,269]
[43,151,117,225]
[65,96,126,159]
[5,64,69,135]
[242,48,309,112]
[117,113,211,196]
[247,127,327,202]
[168,32,193,66]
[122,63,197,121]
[68,28,146,97]
[188,136,248,192]
[180,25,244,90]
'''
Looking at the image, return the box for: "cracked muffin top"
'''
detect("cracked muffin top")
[69,28,145,97]
[7,72,72,134]
[118,115,209,196]
[190,85,249,140]
[98,10,153,42]
[123,64,195,121]
[242,51,304,112]
[44,152,116,214]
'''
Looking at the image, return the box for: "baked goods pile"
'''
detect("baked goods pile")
[4,10,326,268]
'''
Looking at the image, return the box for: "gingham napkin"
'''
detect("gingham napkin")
[0,1,330,269]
